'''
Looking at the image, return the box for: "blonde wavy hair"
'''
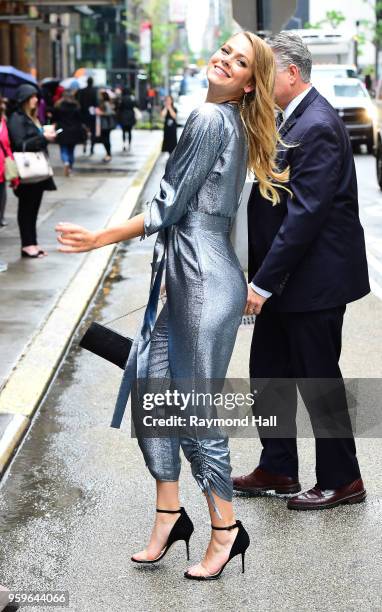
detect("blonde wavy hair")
[238,31,290,205]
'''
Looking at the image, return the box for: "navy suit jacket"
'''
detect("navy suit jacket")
[248,87,370,312]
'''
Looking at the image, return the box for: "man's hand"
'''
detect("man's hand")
[244,285,268,316]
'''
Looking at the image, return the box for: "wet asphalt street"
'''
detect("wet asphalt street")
[0,152,381,612]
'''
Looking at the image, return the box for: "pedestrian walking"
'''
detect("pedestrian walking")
[97,91,115,162]
[0,94,18,272]
[57,32,289,579]
[234,32,370,510]
[52,84,64,106]
[53,90,86,176]
[77,77,98,155]
[8,84,56,259]
[0,93,17,228]
[116,88,138,152]
[161,95,178,154]
[37,95,47,125]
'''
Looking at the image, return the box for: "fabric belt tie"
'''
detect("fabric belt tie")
[110,212,232,429]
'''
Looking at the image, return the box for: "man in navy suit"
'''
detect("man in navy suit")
[233,32,370,510]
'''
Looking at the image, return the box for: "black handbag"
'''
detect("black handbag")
[79,235,166,371]
[79,322,133,369]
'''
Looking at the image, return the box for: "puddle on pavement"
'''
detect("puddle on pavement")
[0,246,133,533]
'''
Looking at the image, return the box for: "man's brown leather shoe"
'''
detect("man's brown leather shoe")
[287,478,366,510]
[232,467,301,495]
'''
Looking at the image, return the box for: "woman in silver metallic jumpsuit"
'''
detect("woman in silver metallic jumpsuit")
[57,32,289,579]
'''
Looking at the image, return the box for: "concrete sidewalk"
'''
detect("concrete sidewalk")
[0,128,163,473]
[0,153,381,611]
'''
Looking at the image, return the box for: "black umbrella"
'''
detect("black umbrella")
[0,65,38,100]
[41,77,60,89]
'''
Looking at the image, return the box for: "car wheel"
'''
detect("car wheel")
[376,143,382,190]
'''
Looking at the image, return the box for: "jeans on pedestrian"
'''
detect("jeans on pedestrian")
[60,145,75,167]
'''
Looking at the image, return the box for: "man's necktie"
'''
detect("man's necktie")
[276,111,285,131]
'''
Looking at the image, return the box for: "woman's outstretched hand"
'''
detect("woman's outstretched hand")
[55,222,99,253]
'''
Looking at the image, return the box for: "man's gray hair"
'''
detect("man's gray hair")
[267,32,312,83]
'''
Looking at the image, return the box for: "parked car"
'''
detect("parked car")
[311,64,359,80]
[370,79,382,188]
[313,77,377,153]
[376,132,382,189]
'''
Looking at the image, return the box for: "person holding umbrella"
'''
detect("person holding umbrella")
[0,66,37,101]
[8,84,56,258]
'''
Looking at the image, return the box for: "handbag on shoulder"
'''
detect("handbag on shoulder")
[134,107,142,122]
[13,142,53,184]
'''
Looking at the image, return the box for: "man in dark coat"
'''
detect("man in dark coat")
[233,32,370,510]
[77,77,98,154]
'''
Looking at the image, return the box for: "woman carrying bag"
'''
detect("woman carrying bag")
[8,84,56,259]
[97,91,115,163]
[1,94,19,225]
[0,94,18,272]
[53,90,87,177]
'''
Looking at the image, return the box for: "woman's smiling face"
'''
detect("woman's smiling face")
[207,33,255,99]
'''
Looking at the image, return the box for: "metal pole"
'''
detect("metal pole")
[164,0,170,95]
[354,20,359,70]
[376,5,382,83]
[256,0,264,31]
[56,14,63,79]
[125,0,130,88]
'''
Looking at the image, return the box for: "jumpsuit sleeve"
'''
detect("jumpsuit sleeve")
[144,103,225,236]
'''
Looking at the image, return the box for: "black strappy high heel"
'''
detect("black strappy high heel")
[184,519,250,580]
[131,507,194,564]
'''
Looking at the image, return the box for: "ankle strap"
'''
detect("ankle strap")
[211,520,240,531]
[156,507,182,514]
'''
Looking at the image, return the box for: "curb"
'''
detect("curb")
[0,140,162,475]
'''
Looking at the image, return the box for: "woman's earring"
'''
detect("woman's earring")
[241,93,247,110]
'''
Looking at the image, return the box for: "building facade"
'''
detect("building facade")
[0,1,54,77]
[308,0,376,68]
[0,1,134,83]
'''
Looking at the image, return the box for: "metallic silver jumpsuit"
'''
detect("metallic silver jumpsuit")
[112,102,248,515]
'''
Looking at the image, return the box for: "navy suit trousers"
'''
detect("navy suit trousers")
[250,306,361,489]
